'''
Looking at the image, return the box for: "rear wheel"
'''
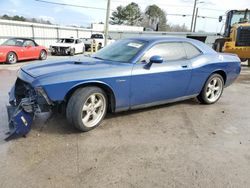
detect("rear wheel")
[213,39,226,52]
[197,74,224,104]
[66,87,107,131]
[39,50,47,60]
[248,59,250,66]
[6,52,17,64]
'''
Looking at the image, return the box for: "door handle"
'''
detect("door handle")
[181,65,188,68]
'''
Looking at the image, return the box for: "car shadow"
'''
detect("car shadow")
[33,98,199,136]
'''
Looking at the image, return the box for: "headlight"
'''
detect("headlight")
[0,52,4,56]
[35,87,52,105]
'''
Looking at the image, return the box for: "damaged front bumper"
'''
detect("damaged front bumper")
[5,78,52,141]
[5,105,33,141]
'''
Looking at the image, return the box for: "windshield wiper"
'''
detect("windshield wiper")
[93,56,105,60]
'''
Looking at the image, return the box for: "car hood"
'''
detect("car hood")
[51,43,73,47]
[21,56,126,78]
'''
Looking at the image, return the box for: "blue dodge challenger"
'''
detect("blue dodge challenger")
[6,37,241,139]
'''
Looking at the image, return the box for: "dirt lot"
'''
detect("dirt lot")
[0,56,250,188]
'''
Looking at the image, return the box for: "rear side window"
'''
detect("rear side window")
[183,42,202,59]
[141,42,186,62]
[76,39,82,44]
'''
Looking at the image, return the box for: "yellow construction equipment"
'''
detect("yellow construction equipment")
[213,9,250,65]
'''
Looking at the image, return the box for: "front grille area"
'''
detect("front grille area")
[15,78,36,105]
[51,46,70,55]
[236,27,250,46]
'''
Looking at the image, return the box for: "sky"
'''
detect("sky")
[0,0,249,32]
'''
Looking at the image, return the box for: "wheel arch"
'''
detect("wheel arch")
[65,81,116,113]
[6,51,18,61]
[211,70,227,85]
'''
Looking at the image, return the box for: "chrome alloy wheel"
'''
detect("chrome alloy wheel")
[40,51,47,59]
[81,93,106,127]
[205,77,223,103]
[8,53,17,63]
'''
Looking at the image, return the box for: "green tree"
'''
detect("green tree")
[123,2,142,26]
[12,15,26,21]
[144,5,167,31]
[110,5,126,25]
[2,14,10,20]
[110,2,142,26]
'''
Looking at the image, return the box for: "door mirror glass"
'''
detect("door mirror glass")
[149,55,164,64]
[218,16,223,22]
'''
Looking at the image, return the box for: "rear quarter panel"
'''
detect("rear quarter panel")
[186,53,241,95]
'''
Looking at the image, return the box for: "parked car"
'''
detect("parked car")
[0,38,47,64]
[83,33,115,51]
[50,38,85,56]
[6,37,241,140]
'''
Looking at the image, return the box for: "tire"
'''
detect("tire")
[70,48,75,56]
[39,50,47,60]
[197,73,224,104]
[98,43,102,50]
[6,52,17,64]
[66,86,107,131]
[248,59,250,66]
[240,58,248,62]
[213,39,225,52]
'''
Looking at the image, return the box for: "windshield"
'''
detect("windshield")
[2,38,25,46]
[91,34,103,39]
[92,39,147,62]
[231,11,250,26]
[57,38,75,43]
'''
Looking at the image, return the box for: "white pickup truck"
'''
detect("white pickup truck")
[83,33,115,51]
[50,38,85,56]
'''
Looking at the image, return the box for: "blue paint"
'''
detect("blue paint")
[15,37,241,112]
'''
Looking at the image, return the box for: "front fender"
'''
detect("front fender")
[43,80,116,102]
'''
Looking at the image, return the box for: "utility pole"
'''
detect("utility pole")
[190,0,197,32]
[193,7,199,32]
[104,0,111,46]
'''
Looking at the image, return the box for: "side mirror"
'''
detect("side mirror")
[144,55,164,69]
[150,55,164,64]
[26,45,32,48]
[218,16,223,22]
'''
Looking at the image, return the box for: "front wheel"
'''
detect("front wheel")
[197,74,224,104]
[6,52,17,64]
[66,87,107,131]
[70,48,75,56]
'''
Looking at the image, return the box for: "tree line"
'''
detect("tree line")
[0,14,52,25]
[110,3,188,32]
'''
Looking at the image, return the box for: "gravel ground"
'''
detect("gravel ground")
[0,56,250,188]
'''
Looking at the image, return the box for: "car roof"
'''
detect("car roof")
[126,36,216,54]
[127,36,197,42]
[9,37,34,41]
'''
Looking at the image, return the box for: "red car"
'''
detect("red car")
[0,38,47,64]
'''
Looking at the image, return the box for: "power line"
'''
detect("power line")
[112,0,226,12]
[167,13,218,20]
[34,0,221,21]
[35,0,107,11]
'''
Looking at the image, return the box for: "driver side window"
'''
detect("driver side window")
[140,42,186,63]
[23,40,35,47]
